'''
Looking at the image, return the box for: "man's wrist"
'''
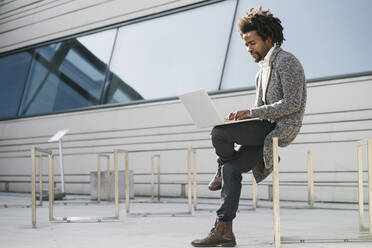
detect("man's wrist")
[249,108,258,118]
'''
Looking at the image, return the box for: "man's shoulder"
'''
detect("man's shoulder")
[276,49,298,61]
[275,48,302,68]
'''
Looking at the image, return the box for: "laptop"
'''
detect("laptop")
[178,89,259,128]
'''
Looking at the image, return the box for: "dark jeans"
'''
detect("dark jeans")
[211,120,276,221]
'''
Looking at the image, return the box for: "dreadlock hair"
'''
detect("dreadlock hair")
[237,6,284,46]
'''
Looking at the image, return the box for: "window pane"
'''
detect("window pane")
[221,0,372,89]
[104,0,236,104]
[0,52,32,119]
[19,29,116,116]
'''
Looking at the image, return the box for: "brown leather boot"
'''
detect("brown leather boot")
[208,165,222,191]
[191,220,236,247]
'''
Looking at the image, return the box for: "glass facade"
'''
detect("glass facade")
[221,0,372,89]
[105,0,236,103]
[0,52,32,119]
[0,0,371,120]
[18,29,117,116]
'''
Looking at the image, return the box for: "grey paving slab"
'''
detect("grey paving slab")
[0,193,371,248]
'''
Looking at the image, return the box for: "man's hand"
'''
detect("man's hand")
[224,109,251,121]
[235,109,251,120]
[225,112,236,121]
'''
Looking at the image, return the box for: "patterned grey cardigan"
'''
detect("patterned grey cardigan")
[250,46,307,183]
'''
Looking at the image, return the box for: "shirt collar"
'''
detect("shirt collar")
[259,45,275,68]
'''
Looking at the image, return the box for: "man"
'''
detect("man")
[191,7,307,247]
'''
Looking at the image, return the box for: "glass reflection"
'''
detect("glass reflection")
[19,29,117,115]
[104,0,237,104]
[0,52,32,119]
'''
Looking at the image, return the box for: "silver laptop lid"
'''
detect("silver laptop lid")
[178,89,223,128]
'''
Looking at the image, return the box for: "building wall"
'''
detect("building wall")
[0,0,207,53]
[1,74,371,203]
[0,0,371,204]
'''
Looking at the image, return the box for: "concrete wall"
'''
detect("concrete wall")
[0,0,207,53]
[1,74,371,203]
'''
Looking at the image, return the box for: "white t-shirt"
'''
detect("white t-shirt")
[258,46,275,103]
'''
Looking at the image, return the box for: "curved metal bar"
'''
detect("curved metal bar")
[35,147,53,154]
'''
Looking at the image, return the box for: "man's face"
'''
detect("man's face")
[243,30,273,63]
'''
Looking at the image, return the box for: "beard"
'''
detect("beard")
[251,51,263,63]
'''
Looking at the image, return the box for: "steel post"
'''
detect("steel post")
[114,149,119,218]
[252,176,258,209]
[307,149,314,207]
[125,152,130,214]
[368,139,372,235]
[272,138,280,248]
[31,147,36,228]
[39,155,43,206]
[48,154,54,221]
[97,155,101,203]
[192,150,197,210]
[187,149,192,213]
[357,143,364,231]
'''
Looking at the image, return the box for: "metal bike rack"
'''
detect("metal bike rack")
[31,146,53,228]
[357,139,372,233]
[151,154,161,202]
[2,152,45,209]
[191,149,197,210]
[114,149,129,216]
[126,149,193,216]
[191,147,258,212]
[252,175,258,210]
[97,153,111,203]
[272,138,372,248]
[307,149,314,207]
[47,150,120,223]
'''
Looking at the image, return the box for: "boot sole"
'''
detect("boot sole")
[208,187,222,191]
[191,242,236,247]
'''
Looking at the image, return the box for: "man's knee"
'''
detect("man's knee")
[211,126,230,144]
[211,126,222,139]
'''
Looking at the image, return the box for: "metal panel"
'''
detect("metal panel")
[0,0,209,53]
